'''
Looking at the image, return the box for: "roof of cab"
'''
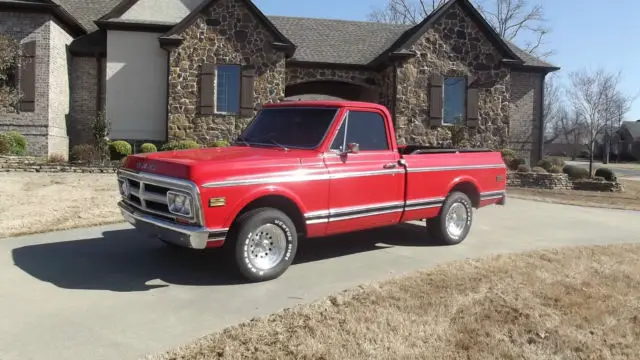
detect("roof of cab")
[263,100,390,112]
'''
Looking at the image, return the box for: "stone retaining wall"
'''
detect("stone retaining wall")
[507,171,623,192]
[507,171,572,190]
[0,156,118,173]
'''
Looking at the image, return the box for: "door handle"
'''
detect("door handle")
[383,162,397,169]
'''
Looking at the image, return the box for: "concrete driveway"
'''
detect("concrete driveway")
[1,199,639,360]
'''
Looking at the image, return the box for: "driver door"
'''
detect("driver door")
[323,108,404,235]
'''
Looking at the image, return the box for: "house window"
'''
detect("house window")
[443,77,466,125]
[215,64,241,114]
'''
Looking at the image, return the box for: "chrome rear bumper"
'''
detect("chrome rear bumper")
[118,201,227,249]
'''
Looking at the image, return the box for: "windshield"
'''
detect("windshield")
[237,107,338,149]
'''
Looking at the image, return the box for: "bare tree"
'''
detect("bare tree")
[567,68,624,176]
[543,74,562,139]
[367,0,551,56]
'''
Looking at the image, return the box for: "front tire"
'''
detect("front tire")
[427,191,473,245]
[227,208,298,282]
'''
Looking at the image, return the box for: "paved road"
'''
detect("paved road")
[565,160,640,178]
[1,199,639,360]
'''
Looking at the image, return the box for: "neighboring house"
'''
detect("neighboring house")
[545,124,589,158]
[0,0,559,163]
[615,120,640,160]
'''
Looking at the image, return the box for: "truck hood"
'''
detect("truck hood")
[122,145,314,184]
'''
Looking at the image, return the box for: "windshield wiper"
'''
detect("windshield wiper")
[241,134,289,151]
[234,136,251,147]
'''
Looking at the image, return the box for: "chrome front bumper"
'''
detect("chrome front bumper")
[118,201,227,249]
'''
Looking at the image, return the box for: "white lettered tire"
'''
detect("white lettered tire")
[229,208,298,282]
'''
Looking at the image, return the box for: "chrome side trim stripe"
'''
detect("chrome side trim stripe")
[304,198,444,224]
[202,164,504,188]
[480,190,507,201]
[407,164,506,173]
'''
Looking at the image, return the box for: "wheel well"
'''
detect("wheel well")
[449,182,480,208]
[233,195,307,236]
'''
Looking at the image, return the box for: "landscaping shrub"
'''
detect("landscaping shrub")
[160,140,200,151]
[563,164,589,180]
[517,164,531,173]
[594,167,616,182]
[0,133,10,155]
[501,148,516,158]
[208,140,230,148]
[509,157,526,171]
[139,143,157,153]
[2,131,26,155]
[109,140,132,160]
[531,166,547,173]
[549,165,563,174]
[549,156,566,167]
[70,144,98,163]
[536,158,553,172]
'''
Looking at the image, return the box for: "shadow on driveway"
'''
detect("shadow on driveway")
[11,222,439,292]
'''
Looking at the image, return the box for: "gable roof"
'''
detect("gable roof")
[34,0,557,71]
[268,16,409,65]
[620,120,640,140]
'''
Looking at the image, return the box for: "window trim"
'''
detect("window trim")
[327,109,391,153]
[213,64,242,115]
[441,76,467,127]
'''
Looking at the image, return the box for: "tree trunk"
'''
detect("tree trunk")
[589,141,594,178]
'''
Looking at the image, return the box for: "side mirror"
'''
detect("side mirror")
[341,142,359,155]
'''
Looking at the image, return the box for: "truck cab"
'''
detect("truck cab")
[117,100,506,282]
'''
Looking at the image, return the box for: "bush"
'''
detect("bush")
[0,133,10,155]
[508,157,526,171]
[536,158,553,172]
[531,166,547,173]
[109,140,132,160]
[48,153,66,163]
[549,156,566,167]
[549,165,563,174]
[501,148,516,158]
[208,140,230,148]
[2,131,26,155]
[594,167,616,182]
[139,143,157,153]
[563,164,589,180]
[517,164,531,173]
[160,140,200,151]
[70,144,98,163]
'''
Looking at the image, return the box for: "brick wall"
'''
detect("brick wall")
[509,71,543,164]
[0,12,75,158]
[47,19,73,159]
[0,12,51,156]
[68,56,103,147]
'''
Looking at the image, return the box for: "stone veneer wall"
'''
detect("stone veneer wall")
[394,2,510,148]
[167,0,286,143]
[509,71,543,164]
[507,171,571,190]
[0,12,52,156]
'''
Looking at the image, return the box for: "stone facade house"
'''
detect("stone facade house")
[0,0,559,163]
[615,120,640,160]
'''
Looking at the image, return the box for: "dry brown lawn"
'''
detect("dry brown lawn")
[509,179,640,211]
[0,172,121,238]
[149,244,640,360]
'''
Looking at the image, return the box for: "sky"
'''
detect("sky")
[253,0,640,122]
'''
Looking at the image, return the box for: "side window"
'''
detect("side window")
[330,117,346,151]
[345,111,389,151]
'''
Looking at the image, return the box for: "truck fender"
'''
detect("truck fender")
[223,185,309,230]
[446,176,481,207]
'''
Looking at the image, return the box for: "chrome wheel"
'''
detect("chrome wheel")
[247,224,287,271]
[445,202,468,239]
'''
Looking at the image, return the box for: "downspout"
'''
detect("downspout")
[391,61,398,128]
[538,72,546,163]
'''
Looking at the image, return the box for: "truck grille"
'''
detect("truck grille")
[117,170,201,224]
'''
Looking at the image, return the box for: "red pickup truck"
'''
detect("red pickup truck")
[117,100,506,282]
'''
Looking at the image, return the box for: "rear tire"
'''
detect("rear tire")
[427,191,473,245]
[226,208,298,282]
